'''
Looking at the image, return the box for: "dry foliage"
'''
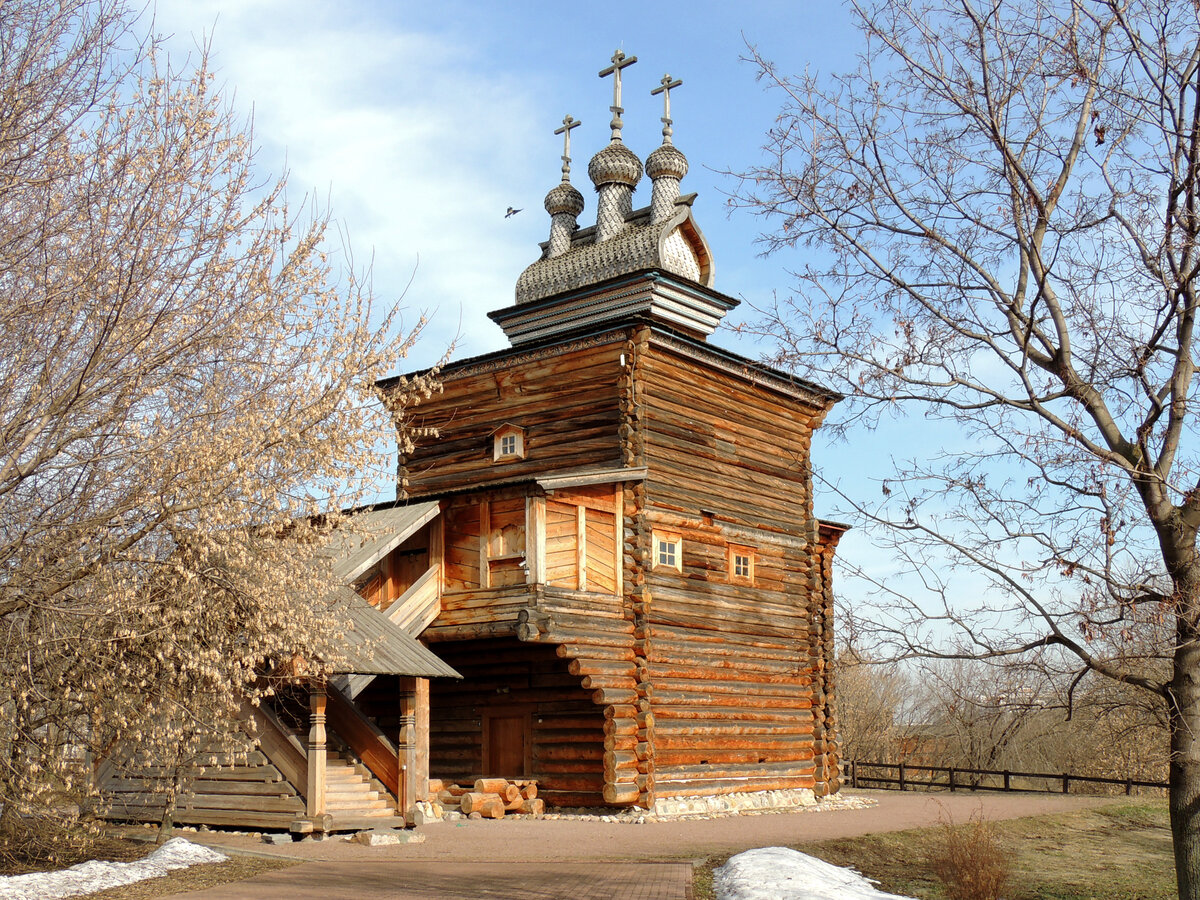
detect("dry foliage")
[0,0,435,864]
[929,810,1011,900]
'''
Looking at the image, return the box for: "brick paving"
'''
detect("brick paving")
[163,860,694,899]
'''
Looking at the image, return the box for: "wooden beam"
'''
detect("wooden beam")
[479,499,490,589]
[576,504,587,592]
[527,495,546,584]
[429,512,445,599]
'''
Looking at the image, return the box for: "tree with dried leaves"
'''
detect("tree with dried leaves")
[733,1,1199,895]
[0,0,431,863]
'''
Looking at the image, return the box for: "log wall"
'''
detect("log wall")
[395,336,626,499]
[426,639,607,807]
[387,320,844,807]
[624,331,840,801]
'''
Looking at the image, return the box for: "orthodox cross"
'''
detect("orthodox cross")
[554,114,581,182]
[599,49,637,140]
[651,74,683,143]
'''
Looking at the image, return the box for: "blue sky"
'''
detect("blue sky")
[150,0,948,608]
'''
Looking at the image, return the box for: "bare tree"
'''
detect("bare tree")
[834,650,923,763]
[0,0,430,863]
[732,1,1200,895]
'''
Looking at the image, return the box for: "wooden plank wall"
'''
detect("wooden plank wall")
[426,639,607,807]
[395,337,626,499]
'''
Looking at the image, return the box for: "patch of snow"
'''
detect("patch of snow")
[0,837,227,900]
[715,846,917,900]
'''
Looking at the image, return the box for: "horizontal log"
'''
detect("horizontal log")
[652,704,813,722]
[593,687,639,706]
[568,659,638,679]
[604,705,638,721]
[653,775,816,798]
[602,782,641,805]
[649,624,799,654]
[539,790,604,807]
[556,643,636,662]
[581,674,637,691]
[655,721,815,738]
[654,747,815,767]
[460,791,501,814]
[651,677,811,699]
[656,759,817,781]
[520,798,545,815]
[604,734,638,752]
[534,744,604,762]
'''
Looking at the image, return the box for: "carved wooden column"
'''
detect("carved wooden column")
[398,676,430,821]
[306,682,327,818]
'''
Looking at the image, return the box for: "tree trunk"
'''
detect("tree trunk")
[1172,626,1200,900]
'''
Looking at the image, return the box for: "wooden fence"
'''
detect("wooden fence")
[845,760,1167,796]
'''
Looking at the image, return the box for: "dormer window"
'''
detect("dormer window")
[492,424,525,462]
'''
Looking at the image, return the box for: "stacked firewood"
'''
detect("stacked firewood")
[429,778,543,819]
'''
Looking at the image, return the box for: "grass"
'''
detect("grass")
[696,799,1173,900]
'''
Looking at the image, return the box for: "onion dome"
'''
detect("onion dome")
[646,142,688,181]
[545,181,585,217]
[588,140,643,189]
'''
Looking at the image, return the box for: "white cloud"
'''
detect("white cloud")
[154,0,549,368]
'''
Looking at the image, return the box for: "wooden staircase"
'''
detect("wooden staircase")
[324,749,404,829]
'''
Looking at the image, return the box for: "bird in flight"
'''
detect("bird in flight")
[505,206,523,218]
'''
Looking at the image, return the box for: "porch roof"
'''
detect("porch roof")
[331,501,442,583]
[331,587,460,679]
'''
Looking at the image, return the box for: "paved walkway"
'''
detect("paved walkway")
[161,790,1120,900]
[167,860,693,899]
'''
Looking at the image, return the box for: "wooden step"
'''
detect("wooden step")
[324,801,388,816]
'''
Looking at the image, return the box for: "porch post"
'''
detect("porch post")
[306,682,327,818]
[398,676,430,820]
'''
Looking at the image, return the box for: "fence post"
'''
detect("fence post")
[1003,770,1010,791]
[899,762,906,791]
[851,760,858,790]
[948,767,955,792]
[1126,778,1132,796]
[1062,773,1069,794]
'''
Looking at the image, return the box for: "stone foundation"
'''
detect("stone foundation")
[651,788,818,819]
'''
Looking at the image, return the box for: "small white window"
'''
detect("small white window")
[492,425,525,462]
[654,532,682,571]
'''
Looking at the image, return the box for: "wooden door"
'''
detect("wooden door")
[483,709,531,778]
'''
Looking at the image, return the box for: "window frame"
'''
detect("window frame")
[492,425,525,463]
[728,543,755,584]
[653,531,682,572]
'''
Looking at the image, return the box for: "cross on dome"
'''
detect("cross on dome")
[598,49,637,140]
[651,74,683,143]
[554,114,581,183]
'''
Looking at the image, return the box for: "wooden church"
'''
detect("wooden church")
[99,52,845,831]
